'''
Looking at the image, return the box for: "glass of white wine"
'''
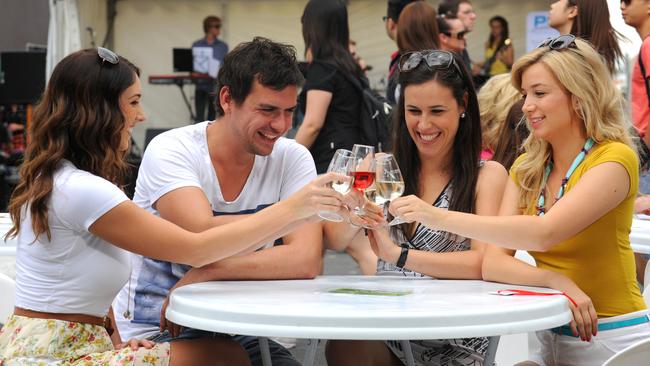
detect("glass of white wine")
[375,154,406,226]
[318,149,354,222]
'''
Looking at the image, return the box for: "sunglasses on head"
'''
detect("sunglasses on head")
[97,47,119,65]
[398,50,463,76]
[536,34,577,51]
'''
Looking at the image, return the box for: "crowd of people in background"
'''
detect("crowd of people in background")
[2,0,650,366]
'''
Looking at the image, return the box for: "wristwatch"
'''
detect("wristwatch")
[396,243,409,268]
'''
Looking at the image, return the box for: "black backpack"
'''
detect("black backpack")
[341,73,393,152]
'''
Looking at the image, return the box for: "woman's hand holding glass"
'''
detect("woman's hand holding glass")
[373,154,406,226]
[367,228,401,264]
[389,194,442,228]
[347,193,385,228]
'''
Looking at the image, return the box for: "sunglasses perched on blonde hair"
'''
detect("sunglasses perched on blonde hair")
[536,34,577,51]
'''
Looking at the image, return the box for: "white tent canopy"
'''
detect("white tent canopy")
[46,0,82,81]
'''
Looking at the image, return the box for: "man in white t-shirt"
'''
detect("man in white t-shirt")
[114,37,319,366]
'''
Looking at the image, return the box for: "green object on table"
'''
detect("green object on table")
[328,288,412,296]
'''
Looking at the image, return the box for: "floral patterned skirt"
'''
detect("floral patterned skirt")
[0,316,170,366]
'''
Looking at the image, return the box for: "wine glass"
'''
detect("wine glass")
[363,154,398,205]
[374,154,406,226]
[351,144,375,215]
[318,149,355,222]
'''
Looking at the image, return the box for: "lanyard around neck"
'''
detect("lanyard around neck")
[536,138,595,216]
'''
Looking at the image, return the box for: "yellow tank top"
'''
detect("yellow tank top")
[485,45,509,76]
[511,142,646,317]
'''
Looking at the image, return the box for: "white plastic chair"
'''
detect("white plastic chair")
[0,272,15,323]
[495,333,529,365]
[602,337,650,366]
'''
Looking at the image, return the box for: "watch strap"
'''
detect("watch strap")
[396,244,409,268]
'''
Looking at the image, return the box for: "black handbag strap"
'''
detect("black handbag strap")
[481,47,501,75]
[317,60,366,94]
[482,41,510,75]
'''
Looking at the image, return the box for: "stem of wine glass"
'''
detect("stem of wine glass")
[353,192,366,215]
[387,216,406,226]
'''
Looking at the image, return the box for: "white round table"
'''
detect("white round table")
[167,276,571,366]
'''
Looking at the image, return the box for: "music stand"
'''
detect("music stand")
[173,48,193,73]
[171,48,195,121]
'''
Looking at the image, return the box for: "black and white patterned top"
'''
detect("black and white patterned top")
[376,180,490,366]
[377,181,470,277]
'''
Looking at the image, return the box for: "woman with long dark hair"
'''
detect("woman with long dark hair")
[0,48,345,365]
[326,50,507,366]
[294,0,381,276]
[295,0,364,173]
[548,0,623,73]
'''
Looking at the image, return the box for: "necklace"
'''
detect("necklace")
[536,138,595,216]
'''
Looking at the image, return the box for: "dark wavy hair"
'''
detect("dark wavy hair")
[7,48,140,240]
[393,51,481,214]
[214,37,303,117]
[301,0,361,78]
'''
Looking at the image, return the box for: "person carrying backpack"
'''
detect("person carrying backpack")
[295,0,367,173]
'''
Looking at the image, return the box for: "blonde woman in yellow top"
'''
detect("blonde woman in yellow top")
[386,36,650,365]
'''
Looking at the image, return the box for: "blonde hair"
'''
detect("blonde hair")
[511,38,633,212]
[477,73,521,152]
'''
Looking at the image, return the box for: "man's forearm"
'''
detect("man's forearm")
[185,242,322,283]
[206,214,312,257]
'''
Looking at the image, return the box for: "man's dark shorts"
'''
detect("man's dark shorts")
[149,328,300,366]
